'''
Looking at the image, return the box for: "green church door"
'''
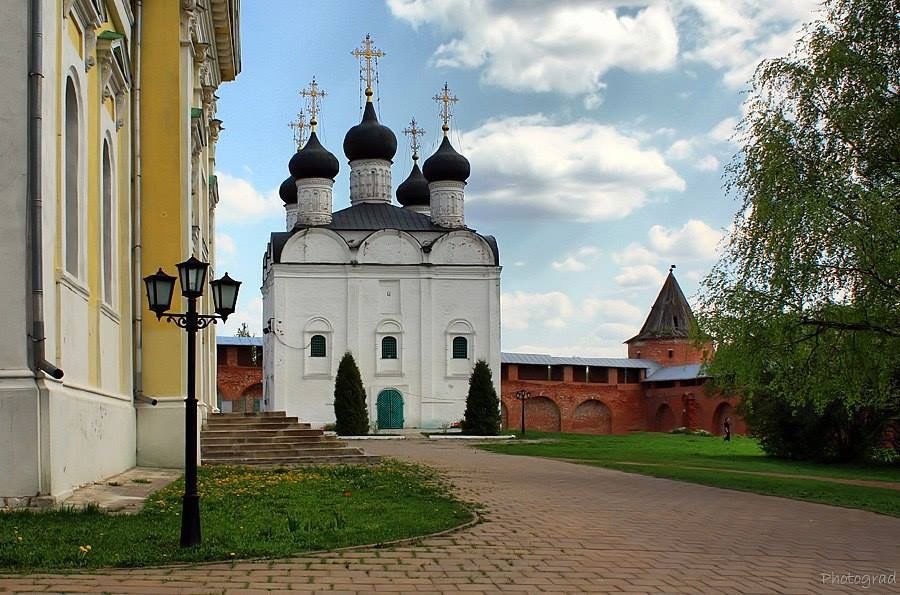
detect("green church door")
[377,389,404,429]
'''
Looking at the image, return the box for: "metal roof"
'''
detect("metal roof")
[501,352,660,371]
[269,202,500,265]
[217,336,263,347]
[627,270,696,343]
[328,202,444,232]
[643,364,707,382]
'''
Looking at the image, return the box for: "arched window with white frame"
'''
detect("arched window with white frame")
[303,317,333,378]
[446,319,475,377]
[375,320,403,376]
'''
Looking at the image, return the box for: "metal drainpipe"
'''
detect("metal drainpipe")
[28,0,63,381]
[132,0,144,403]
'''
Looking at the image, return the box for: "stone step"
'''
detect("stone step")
[201,435,340,446]
[203,455,380,466]
[202,446,360,459]
[202,443,354,455]
[204,421,307,431]
[206,416,307,427]
[209,411,287,419]
[202,428,325,438]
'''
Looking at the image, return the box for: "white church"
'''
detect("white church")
[261,41,501,430]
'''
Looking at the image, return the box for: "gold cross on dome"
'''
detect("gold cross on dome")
[288,110,308,150]
[402,118,426,161]
[351,34,385,101]
[433,82,458,135]
[299,77,326,131]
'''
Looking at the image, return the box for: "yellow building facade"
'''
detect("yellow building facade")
[0,0,240,503]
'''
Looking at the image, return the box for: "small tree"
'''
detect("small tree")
[462,360,501,435]
[333,352,369,435]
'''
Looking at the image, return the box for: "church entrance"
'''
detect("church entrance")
[377,389,404,429]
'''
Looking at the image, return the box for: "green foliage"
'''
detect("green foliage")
[461,360,501,436]
[333,352,369,436]
[697,0,900,462]
[0,462,472,571]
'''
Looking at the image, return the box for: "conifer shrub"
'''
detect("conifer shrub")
[333,352,369,435]
[462,360,501,435]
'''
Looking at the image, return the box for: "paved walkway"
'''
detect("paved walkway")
[1,438,898,594]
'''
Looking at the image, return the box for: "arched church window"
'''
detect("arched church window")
[452,336,468,359]
[381,336,398,359]
[65,78,80,277]
[310,334,326,358]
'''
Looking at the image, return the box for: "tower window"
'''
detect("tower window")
[673,315,679,328]
[381,336,398,359]
[668,349,674,359]
[452,336,468,359]
[310,334,326,358]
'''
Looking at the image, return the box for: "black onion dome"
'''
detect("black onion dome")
[396,162,430,207]
[278,176,297,204]
[343,101,397,162]
[422,136,470,183]
[288,131,339,180]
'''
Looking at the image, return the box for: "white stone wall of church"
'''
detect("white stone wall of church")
[264,262,500,429]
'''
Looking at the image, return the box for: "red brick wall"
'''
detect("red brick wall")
[216,345,263,412]
[627,338,710,366]
[501,364,747,436]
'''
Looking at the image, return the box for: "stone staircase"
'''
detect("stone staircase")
[201,412,378,466]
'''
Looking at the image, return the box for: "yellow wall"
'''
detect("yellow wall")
[140,2,187,397]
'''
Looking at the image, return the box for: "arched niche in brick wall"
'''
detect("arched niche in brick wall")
[525,396,561,432]
[655,404,677,432]
[712,402,735,436]
[571,400,612,434]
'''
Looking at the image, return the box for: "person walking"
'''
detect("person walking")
[723,417,732,442]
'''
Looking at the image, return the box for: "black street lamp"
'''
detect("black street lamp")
[143,257,241,548]
[514,389,532,438]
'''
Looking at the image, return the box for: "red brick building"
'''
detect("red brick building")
[216,336,264,413]
[500,270,746,435]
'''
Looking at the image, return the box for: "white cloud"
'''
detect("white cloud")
[552,246,601,272]
[387,0,678,100]
[215,171,283,224]
[615,264,666,288]
[647,219,723,259]
[694,154,720,171]
[613,242,659,266]
[216,232,236,258]
[462,115,685,222]
[501,291,574,330]
[581,298,643,322]
[709,116,739,143]
[680,0,820,88]
[513,261,526,267]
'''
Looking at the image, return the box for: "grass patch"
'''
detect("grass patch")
[481,432,900,516]
[0,461,472,572]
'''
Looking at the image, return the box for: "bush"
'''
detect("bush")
[740,391,894,463]
[333,352,369,435]
[461,360,501,436]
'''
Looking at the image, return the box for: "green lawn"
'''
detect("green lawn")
[480,432,900,516]
[0,461,472,572]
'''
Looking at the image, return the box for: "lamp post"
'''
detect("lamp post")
[514,389,532,438]
[143,257,241,547]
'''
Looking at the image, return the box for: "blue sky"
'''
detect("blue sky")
[213,0,820,356]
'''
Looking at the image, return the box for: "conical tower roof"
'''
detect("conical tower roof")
[626,268,695,343]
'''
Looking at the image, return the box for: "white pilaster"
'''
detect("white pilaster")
[285,204,298,230]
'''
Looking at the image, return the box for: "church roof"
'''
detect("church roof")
[626,269,695,343]
[268,202,499,265]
